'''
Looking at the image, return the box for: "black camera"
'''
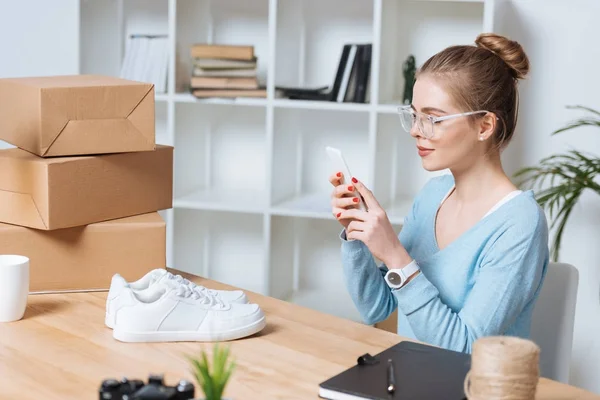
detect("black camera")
[99,374,195,400]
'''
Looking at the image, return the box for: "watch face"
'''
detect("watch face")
[388,271,402,286]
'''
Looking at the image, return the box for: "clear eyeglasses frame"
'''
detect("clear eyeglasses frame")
[396,105,492,139]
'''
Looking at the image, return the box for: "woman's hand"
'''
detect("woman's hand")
[338,177,413,268]
[329,172,361,229]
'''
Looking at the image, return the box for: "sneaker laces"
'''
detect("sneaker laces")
[166,272,219,297]
[175,284,225,308]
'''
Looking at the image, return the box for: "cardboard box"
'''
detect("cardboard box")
[0,75,155,157]
[0,212,166,293]
[0,145,173,230]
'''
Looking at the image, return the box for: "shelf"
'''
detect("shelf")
[175,0,270,94]
[271,108,371,208]
[155,101,170,146]
[275,0,373,102]
[155,93,169,102]
[80,0,169,78]
[287,288,364,323]
[174,102,267,208]
[413,0,484,2]
[377,104,404,114]
[173,209,267,294]
[174,188,267,214]
[172,92,268,107]
[269,216,365,322]
[273,99,371,112]
[270,192,333,220]
[378,0,486,104]
[71,0,499,324]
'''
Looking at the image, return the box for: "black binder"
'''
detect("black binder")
[318,341,471,400]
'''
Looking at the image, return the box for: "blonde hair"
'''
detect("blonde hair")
[418,33,530,149]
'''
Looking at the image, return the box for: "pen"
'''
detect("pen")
[387,359,396,394]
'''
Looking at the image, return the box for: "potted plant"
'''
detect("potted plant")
[188,343,236,400]
[514,105,600,261]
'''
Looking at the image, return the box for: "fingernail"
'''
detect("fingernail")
[353,198,359,203]
[336,212,342,218]
[336,172,342,177]
[347,185,353,191]
[351,177,358,183]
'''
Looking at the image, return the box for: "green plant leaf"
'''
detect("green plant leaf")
[552,105,600,135]
[514,142,600,260]
[565,104,600,117]
[188,343,236,400]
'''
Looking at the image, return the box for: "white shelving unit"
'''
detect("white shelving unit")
[79,0,500,323]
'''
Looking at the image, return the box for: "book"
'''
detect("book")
[192,67,258,78]
[191,88,267,98]
[120,34,169,93]
[193,57,257,70]
[318,341,471,400]
[190,43,255,61]
[190,76,259,90]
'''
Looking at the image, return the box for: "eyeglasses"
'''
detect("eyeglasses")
[397,105,491,139]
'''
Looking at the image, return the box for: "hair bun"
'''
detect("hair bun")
[475,33,530,79]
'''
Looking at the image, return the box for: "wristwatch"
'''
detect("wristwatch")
[384,260,420,289]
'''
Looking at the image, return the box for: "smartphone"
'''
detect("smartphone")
[325,146,367,211]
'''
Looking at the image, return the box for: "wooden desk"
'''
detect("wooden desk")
[0,271,597,400]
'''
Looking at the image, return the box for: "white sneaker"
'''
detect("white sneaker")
[111,283,266,343]
[105,269,248,329]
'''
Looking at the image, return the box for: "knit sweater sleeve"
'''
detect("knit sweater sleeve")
[339,192,419,325]
[391,208,549,353]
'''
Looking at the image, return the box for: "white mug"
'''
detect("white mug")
[0,255,29,322]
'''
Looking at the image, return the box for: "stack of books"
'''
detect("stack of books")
[0,75,172,293]
[189,44,266,99]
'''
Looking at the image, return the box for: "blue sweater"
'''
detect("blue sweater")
[340,174,549,353]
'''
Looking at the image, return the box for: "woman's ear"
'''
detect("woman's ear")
[477,112,496,142]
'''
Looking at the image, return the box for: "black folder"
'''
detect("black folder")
[318,341,471,400]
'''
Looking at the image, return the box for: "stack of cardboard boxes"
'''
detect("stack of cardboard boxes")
[0,75,173,292]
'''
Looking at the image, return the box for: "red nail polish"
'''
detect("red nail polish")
[351,177,358,183]
[336,212,342,218]
[336,172,342,177]
[353,197,359,203]
[348,185,353,191]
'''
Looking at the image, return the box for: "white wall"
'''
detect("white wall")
[0,0,80,77]
[499,0,600,393]
[0,0,80,149]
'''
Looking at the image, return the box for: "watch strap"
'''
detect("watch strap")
[385,260,420,289]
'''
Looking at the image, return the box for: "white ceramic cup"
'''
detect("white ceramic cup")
[0,255,29,322]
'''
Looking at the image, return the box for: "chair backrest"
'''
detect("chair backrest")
[530,262,579,383]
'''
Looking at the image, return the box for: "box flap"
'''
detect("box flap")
[44,118,155,157]
[126,86,155,146]
[0,191,48,229]
[0,149,49,229]
[39,78,154,156]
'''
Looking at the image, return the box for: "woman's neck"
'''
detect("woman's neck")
[450,153,516,205]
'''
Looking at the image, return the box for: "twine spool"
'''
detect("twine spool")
[464,336,540,400]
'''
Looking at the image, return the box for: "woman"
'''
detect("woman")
[329,33,549,354]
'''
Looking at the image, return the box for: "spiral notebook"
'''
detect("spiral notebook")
[318,341,471,400]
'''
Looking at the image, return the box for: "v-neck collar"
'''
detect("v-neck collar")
[431,185,526,253]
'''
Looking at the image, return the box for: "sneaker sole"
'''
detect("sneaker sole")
[112,315,267,343]
[105,313,115,330]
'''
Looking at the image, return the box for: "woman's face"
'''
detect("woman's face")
[409,74,489,172]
